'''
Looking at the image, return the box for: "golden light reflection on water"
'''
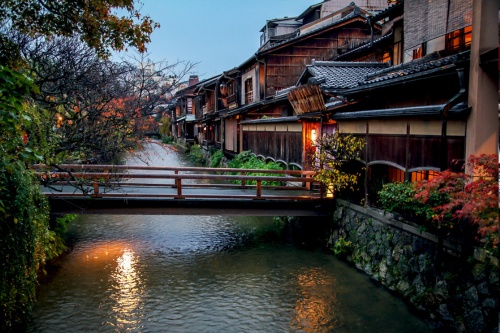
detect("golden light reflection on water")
[109,248,144,330]
[291,268,339,333]
[79,241,145,330]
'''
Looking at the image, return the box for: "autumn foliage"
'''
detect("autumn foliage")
[381,154,498,253]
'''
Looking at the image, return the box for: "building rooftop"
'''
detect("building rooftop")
[298,60,389,90]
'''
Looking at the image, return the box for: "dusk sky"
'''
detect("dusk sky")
[117,1,319,80]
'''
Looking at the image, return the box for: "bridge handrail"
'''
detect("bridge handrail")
[34,171,316,182]
[35,164,325,199]
[32,164,316,176]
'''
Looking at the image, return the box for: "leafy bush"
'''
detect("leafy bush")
[209,150,224,168]
[186,144,206,165]
[311,132,365,196]
[227,151,284,186]
[161,136,174,144]
[378,182,432,221]
[414,154,498,253]
[378,154,498,254]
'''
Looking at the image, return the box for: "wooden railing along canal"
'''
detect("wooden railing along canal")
[34,164,324,201]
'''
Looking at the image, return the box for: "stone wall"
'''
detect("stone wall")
[329,200,499,333]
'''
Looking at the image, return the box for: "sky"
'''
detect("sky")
[115,1,320,80]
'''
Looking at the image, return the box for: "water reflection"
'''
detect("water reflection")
[291,267,339,332]
[108,248,144,331]
[28,143,431,332]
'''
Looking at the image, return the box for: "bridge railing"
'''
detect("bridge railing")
[33,164,325,200]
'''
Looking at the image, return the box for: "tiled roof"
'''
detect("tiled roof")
[355,51,469,88]
[325,99,346,110]
[333,103,470,120]
[241,116,299,125]
[303,61,389,90]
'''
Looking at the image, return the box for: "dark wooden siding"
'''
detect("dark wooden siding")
[358,134,465,170]
[243,131,303,167]
[265,24,372,96]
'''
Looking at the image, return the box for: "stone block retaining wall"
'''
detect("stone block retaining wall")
[329,200,499,333]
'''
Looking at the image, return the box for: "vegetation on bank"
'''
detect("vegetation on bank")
[0,1,164,330]
[185,145,286,186]
[378,154,498,255]
[0,65,77,331]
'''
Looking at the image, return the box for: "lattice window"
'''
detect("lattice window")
[244,78,253,104]
[411,170,438,182]
[446,26,472,52]
[387,167,405,182]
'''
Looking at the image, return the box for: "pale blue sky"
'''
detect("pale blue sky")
[123,1,319,80]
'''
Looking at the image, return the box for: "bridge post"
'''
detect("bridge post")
[91,178,102,198]
[175,178,184,199]
[256,180,262,198]
[173,170,179,188]
[240,172,246,189]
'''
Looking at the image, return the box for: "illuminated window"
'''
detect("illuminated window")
[446,26,472,52]
[382,51,391,63]
[412,44,425,60]
[387,167,405,182]
[411,170,438,182]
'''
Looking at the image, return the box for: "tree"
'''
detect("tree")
[0,2,164,329]
[5,35,196,164]
[0,0,159,63]
[311,131,365,197]
[159,115,171,138]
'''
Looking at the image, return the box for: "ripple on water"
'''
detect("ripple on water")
[29,144,430,333]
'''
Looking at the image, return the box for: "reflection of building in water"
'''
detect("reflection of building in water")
[109,248,144,330]
[290,268,339,332]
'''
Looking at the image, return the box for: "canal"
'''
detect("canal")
[28,142,431,332]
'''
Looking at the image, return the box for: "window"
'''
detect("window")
[411,170,438,182]
[388,167,405,182]
[392,26,403,65]
[382,51,391,63]
[412,43,426,60]
[446,26,472,52]
[244,78,253,104]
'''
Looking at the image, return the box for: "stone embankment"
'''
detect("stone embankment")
[329,199,499,333]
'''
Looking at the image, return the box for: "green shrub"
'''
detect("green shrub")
[378,182,433,223]
[161,136,173,144]
[311,132,365,195]
[227,151,284,186]
[209,150,224,168]
[186,144,206,165]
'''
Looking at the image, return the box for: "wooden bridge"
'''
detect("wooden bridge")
[35,164,333,216]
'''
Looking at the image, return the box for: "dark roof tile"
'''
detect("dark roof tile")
[358,51,470,87]
[304,61,388,90]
